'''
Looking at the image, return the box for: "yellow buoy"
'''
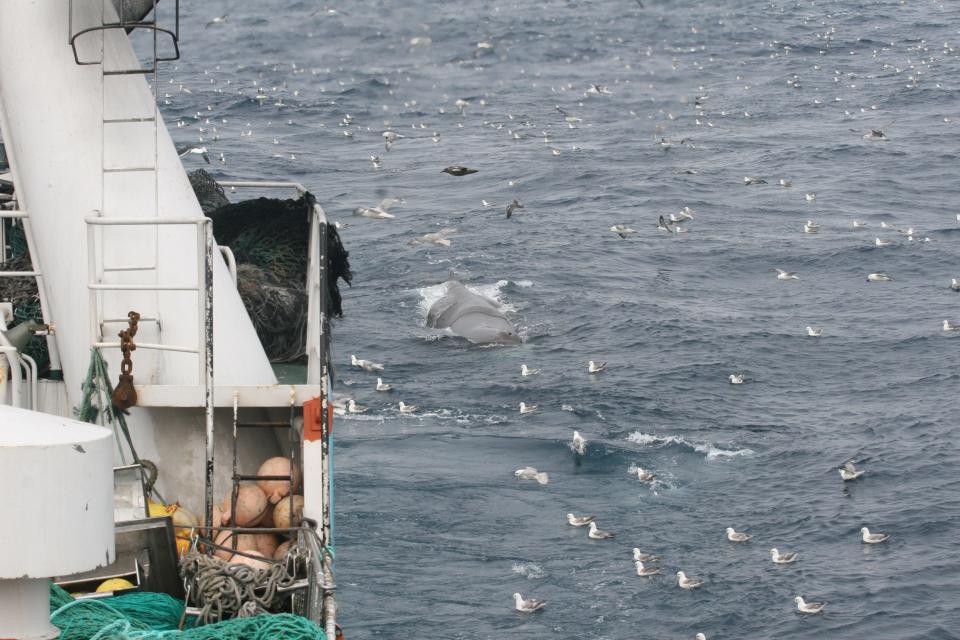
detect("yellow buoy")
[96,578,135,592]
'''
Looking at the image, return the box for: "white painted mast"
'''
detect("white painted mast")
[0,1,279,504]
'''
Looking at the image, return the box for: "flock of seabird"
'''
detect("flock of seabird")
[170,6,960,636]
[507,428,888,627]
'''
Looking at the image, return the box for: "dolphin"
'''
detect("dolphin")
[426,279,520,345]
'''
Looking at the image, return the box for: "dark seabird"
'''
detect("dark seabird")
[442,165,478,176]
[505,199,523,218]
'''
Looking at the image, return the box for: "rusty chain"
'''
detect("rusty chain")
[111,310,140,411]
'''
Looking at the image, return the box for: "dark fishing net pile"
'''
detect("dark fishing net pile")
[0,220,50,374]
[190,169,352,362]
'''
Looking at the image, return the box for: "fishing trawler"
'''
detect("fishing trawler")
[0,1,340,637]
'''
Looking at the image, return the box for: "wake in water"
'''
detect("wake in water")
[627,430,754,460]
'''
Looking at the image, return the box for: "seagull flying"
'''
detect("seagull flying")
[773,268,799,280]
[177,144,210,164]
[353,198,400,219]
[505,199,524,218]
[744,176,767,185]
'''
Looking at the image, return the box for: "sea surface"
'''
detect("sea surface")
[160,1,960,637]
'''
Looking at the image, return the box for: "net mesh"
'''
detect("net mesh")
[49,583,327,640]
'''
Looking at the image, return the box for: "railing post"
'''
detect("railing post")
[202,219,215,531]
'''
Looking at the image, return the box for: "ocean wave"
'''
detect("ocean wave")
[626,431,753,460]
[511,562,546,580]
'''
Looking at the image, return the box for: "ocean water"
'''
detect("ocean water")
[162,1,960,637]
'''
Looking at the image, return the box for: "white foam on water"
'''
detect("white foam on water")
[511,562,546,580]
[627,431,753,460]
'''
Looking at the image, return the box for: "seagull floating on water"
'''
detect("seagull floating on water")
[566,513,596,527]
[806,326,823,337]
[773,268,799,280]
[519,402,538,415]
[728,374,745,385]
[805,193,816,201]
[346,399,366,414]
[572,431,586,455]
[726,527,752,542]
[951,278,960,292]
[770,548,798,564]
[514,467,549,485]
[588,521,614,539]
[588,361,606,373]
[676,571,704,589]
[398,401,417,414]
[803,221,820,234]
[633,548,662,562]
[744,176,767,185]
[866,273,892,282]
[635,561,661,576]
[943,320,960,332]
[794,596,826,613]
[861,527,890,544]
[611,224,636,238]
[513,593,546,612]
[696,635,708,640]
[351,354,384,371]
[635,467,655,482]
[375,378,392,392]
[779,178,792,187]
[852,220,867,228]
[875,237,891,247]
[521,364,540,376]
[839,460,864,481]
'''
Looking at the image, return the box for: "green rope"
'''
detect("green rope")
[74,348,164,502]
[50,583,326,640]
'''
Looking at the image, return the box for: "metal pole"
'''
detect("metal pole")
[202,220,215,531]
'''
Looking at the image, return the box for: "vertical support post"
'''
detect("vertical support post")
[202,219,215,531]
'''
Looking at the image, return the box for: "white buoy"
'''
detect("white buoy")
[0,405,114,639]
